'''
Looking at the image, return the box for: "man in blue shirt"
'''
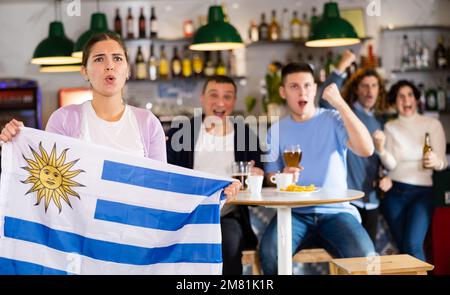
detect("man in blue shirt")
[339,69,393,243]
[259,63,376,275]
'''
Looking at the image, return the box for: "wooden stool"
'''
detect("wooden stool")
[329,254,434,275]
[241,250,263,275]
[293,248,333,264]
[241,248,333,275]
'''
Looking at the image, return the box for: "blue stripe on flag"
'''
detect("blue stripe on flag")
[101,160,231,196]
[95,199,220,231]
[0,257,67,275]
[4,217,222,265]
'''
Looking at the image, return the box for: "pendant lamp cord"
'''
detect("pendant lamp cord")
[97,0,100,12]
[54,0,62,21]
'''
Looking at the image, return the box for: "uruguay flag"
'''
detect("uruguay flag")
[0,127,231,275]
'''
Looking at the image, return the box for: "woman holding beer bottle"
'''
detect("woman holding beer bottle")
[373,80,447,260]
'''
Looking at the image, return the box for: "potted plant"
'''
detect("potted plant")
[263,61,285,120]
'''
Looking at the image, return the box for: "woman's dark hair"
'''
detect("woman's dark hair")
[81,33,128,67]
[342,68,388,113]
[387,80,421,105]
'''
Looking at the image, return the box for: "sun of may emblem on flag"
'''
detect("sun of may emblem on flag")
[21,142,85,213]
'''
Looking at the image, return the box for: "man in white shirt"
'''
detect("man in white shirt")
[166,75,264,274]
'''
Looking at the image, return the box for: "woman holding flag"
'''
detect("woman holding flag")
[0,33,240,199]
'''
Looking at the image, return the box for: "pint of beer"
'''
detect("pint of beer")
[231,161,252,190]
[283,144,302,167]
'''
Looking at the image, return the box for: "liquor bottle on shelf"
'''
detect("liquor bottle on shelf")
[318,56,326,83]
[346,54,358,78]
[425,87,438,111]
[281,8,290,40]
[204,52,215,77]
[414,39,423,69]
[421,38,430,68]
[367,44,376,67]
[181,45,192,78]
[229,50,237,77]
[422,132,433,169]
[290,11,301,41]
[159,45,169,80]
[183,19,194,38]
[310,7,318,34]
[258,13,269,41]
[138,7,146,39]
[269,10,280,41]
[418,83,426,113]
[126,7,134,39]
[135,46,147,80]
[401,34,411,70]
[149,6,157,38]
[114,8,122,38]
[215,51,227,75]
[325,51,335,76]
[307,54,315,72]
[300,13,310,42]
[171,47,182,78]
[192,52,204,77]
[435,36,448,69]
[249,20,259,42]
[148,44,158,81]
[437,85,446,111]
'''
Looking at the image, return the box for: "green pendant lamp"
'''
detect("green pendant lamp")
[305,2,360,47]
[189,5,244,51]
[31,1,80,65]
[72,12,117,58]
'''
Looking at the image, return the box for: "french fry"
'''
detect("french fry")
[280,184,316,192]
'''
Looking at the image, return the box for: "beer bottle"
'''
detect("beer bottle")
[422,132,432,169]
[203,52,216,77]
[215,51,227,75]
[114,8,122,38]
[192,52,204,77]
[135,46,147,80]
[159,45,169,80]
[258,13,269,41]
[181,45,192,78]
[248,20,259,43]
[150,6,158,38]
[126,7,134,39]
[148,44,158,81]
[171,47,182,78]
[290,11,301,41]
[138,7,146,38]
[268,10,280,41]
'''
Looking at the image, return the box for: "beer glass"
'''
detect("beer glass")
[283,144,302,167]
[231,161,252,191]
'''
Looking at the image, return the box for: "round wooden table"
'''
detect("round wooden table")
[229,187,364,275]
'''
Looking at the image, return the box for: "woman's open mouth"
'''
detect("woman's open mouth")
[105,75,116,84]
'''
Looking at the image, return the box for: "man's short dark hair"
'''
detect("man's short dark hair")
[202,75,237,95]
[281,63,315,85]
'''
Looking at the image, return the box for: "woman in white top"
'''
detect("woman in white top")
[373,80,448,261]
[1,33,240,200]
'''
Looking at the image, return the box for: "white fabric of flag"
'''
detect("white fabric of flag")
[0,127,231,275]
